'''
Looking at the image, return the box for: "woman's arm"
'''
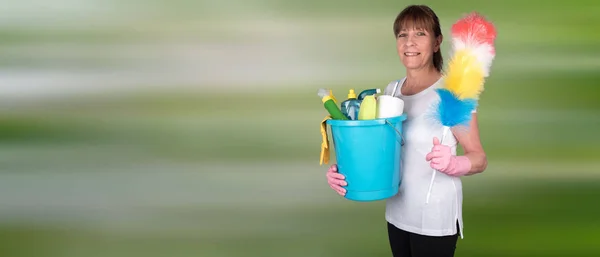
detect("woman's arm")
[451,113,488,175]
[426,112,488,177]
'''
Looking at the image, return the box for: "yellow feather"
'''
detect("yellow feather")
[444,49,485,99]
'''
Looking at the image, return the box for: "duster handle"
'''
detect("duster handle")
[425,126,450,204]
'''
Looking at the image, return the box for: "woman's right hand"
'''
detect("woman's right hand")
[326,164,347,196]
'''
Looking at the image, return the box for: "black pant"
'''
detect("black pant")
[387,222,459,257]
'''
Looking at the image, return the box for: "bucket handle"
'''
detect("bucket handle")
[385,119,405,146]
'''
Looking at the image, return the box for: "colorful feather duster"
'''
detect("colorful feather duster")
[426,12,497,204]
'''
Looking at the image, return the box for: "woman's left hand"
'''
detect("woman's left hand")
[425,137,472,176]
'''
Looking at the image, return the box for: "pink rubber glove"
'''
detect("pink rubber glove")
[326,164,347,196]
[425,137,472,177]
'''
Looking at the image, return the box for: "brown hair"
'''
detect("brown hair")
[393,5,443,72]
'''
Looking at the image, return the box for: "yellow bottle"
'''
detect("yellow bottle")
[358,95,377,120]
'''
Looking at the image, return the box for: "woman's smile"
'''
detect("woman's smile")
[404,52,421,56]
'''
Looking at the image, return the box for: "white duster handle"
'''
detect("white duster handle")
[425,126,450,204]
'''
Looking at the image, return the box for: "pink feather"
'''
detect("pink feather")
[450,12,497,77]
[451,12,497,50]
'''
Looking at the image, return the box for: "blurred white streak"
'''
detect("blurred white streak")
[2,0,599,103]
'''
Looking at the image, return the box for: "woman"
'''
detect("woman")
[326,5,488,257]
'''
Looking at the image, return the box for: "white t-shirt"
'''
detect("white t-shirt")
[384,77,465,238]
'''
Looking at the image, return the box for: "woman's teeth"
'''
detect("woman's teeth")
[405,52,420,56]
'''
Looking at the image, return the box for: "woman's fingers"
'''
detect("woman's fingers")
[327,171,345,180]
[328,176,347,186]
[330,184,346,195]
[326,164,346,196]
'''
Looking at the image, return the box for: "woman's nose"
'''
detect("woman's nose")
[404,37,416,47]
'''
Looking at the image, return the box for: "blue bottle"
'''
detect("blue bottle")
[340,89,361,120]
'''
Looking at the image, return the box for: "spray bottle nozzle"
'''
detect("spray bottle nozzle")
[358,88,381,101]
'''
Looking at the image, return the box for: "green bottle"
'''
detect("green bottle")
[318,89,348,120]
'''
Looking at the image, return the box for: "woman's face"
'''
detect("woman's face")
[396,27,441,70]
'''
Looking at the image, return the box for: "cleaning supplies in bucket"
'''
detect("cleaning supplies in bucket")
[317,86,406,122]
[317,87,407,202]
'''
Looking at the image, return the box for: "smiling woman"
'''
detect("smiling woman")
[325,4,489,257]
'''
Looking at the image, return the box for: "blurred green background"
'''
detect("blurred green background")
[1,0,599,256]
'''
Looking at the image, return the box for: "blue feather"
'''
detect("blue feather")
[435,88,478,127]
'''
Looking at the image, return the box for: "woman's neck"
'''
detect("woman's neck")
[402,66,441,96]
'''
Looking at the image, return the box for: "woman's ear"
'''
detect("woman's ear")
[435,35,443,52]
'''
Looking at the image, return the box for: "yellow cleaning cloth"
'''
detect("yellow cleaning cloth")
[320,115,332,165]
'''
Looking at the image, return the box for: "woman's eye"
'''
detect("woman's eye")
[397,33,407,38]
[417,32,426,36]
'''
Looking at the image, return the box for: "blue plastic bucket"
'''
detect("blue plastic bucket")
[326,114,407,201]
